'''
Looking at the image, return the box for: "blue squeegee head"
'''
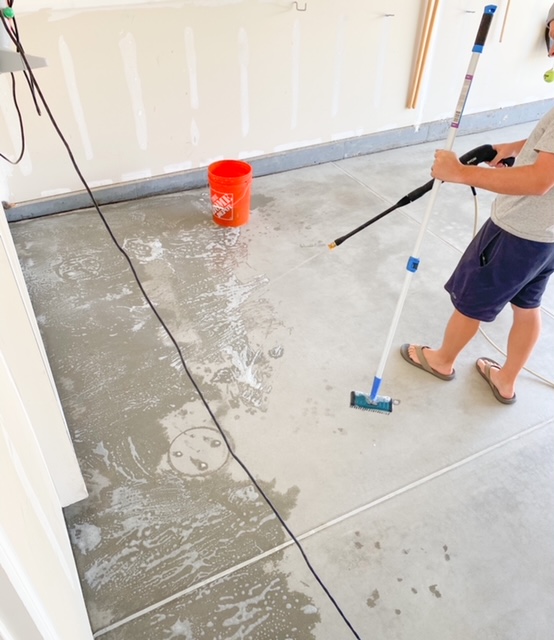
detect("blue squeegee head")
[350,391,395,415]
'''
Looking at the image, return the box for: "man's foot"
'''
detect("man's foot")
[476,358,516,404]
[400,344,455,380]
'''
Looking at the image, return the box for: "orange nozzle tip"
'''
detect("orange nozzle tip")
[328,242,336,250]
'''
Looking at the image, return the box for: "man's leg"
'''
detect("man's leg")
[407,308,481,376]
[477,304,541,399]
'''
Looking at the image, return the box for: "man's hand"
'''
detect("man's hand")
[431,150,464,183]
[488,140,526,167]
[430,144,554,195]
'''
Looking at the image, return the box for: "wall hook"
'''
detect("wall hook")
[292,2,307,11]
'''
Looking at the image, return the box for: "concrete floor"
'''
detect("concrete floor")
[10,122,554,640]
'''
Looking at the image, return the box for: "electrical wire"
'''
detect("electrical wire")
[0,5,28,164]
[0,10,362,639]
[3,5,42,115]
[0,71,25,164]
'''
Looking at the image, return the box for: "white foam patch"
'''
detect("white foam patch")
[70,523,102,555]
[122,238,164,263]
[104,286,133,301]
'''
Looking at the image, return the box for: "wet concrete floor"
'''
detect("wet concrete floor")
[10,123,554,639]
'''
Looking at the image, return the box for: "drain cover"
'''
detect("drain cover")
[168,427,229,477]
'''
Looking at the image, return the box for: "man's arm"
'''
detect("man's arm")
[488,139,527,166]
[432,148,554,196]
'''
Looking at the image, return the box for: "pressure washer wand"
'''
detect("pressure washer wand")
[350,4,498,414]
[328,188,426,250]
[328,144,504,250]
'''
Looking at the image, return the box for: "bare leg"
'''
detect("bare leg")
[408,309,481,376]
[477,304,541,399]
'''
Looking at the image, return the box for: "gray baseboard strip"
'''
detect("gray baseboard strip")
[5,99,552,222]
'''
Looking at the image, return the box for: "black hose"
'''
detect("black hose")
[329,144,514,249]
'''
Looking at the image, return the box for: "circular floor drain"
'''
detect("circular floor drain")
[168,427,229,477]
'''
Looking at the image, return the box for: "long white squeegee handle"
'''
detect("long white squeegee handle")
[369,4,497,401]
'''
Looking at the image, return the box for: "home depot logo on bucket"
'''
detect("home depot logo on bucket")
[208,160,253,228]
[211,192,234,221]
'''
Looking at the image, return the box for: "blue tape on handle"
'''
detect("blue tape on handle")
[484,5,497,15]
[370,376,382,401]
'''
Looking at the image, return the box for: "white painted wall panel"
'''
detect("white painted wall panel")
[0,0,553,203]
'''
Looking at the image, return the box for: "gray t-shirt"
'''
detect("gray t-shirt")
[491,106,554,243]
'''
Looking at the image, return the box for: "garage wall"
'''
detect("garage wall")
[0,0,553,204]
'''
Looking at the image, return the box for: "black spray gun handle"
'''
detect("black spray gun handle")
[404,144,515,203]
[460,143,515,166]
[329,145,515,249]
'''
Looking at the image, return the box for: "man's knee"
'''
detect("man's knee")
[510,303,541,320]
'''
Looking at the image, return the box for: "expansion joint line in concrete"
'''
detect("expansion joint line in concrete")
[332,162,396,211]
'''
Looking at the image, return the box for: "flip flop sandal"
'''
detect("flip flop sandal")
[476,358,516,405]
[400,344,455,381]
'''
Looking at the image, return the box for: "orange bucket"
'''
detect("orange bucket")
[208,160,253,227]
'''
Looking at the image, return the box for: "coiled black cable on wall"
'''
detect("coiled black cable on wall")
[0,70,25,164]
[0,8,362,639]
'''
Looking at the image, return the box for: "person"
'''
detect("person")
[401,5,554,405]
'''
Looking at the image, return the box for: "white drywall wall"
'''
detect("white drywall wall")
[0,0,553,203]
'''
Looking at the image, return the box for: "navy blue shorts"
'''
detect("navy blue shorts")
[445,218,554,322]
